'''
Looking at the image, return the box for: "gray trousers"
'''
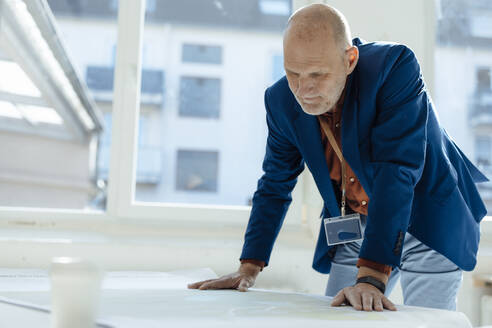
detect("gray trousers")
[324,215,463,310]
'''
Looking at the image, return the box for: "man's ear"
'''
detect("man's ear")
[345,46,359,74]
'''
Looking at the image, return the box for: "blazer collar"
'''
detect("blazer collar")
[292,69,368,216]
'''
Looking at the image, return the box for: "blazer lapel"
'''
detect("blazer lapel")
[292,71,369,217]
[293,105,340,217]
[341,73,370,197]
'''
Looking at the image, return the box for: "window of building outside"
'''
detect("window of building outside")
[133,0,290,206]
[435,0,492,211]
[182,44,223,65]
[179,77,221,119]
[477,67,491,92]
[259,0,291,16]
[110,0,155,13]
[475,135,491,167]
[175,150,219,192]
[0,0,118,210]
[7,0,492,216]
[272,54,284,82]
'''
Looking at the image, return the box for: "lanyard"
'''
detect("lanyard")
[319,117,347,216]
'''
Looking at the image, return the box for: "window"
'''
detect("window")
[176,150,219,192]
[0,60,41,97]
[476,136,491,167]
[182,44,222,64]
[97,113,161,186]
[86,66,114,92]
[110,0,118,12]
[179,77,221,119]
[0,101,22,120]
[146,0,156,13]
[477,67,491,92]
[469,14,492,39]
[0,0,298,225]
[86,66,164,105]
[133,0,289,207]
[0,59,64,127]
[272,54,285,82]
[111,0,155,14]
[16,104,63,125]
[259,0,291,16]
[136,116,162,184]
[436,0,492,212]
[97,113,113,183]
[0,0,117,210]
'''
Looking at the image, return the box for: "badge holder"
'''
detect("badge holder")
[319,117,363,246]
[324,213,363,246]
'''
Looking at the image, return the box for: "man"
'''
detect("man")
[189,4,488,312]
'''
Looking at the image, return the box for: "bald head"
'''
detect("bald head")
[285,4,352,55]
[282,4,358,116]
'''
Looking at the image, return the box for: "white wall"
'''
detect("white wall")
[0,131,93,208]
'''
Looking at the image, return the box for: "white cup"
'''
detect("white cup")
[49,257,104,328]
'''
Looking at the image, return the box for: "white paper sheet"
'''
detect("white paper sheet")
[0,267,218,291]
[0,268,472,328]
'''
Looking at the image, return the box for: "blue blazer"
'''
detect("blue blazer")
[240,38,489,273]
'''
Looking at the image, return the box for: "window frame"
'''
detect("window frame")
[181,43,223,65]
[0,0,489,234]
[104,0,268,225]
[0,0,301,229]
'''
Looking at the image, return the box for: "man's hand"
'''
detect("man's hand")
[331,282,397,311]
[187,262,261,292]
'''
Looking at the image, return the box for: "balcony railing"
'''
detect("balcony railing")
[97,144,162,184]
[469,90,492,128]
[475,165,492,200]
[86,66,164,105]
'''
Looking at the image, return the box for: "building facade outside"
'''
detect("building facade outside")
[2,0,492,214]
[435,0,492,212]
[47,0,290,208]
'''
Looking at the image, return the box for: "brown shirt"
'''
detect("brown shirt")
[317,93,369,215]
[317,89,391,276]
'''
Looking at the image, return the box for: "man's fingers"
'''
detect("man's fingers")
[238,278,251,292]
[330,290,346,306]
[345,289,363,311]
[199,276,244,290]
[187,279,215,289]
[198,279,226,290]
[373,297,384,312]
[382,296,397,311]
[189,272,255,291]
[362,293,373,312]
[198,278,226,290]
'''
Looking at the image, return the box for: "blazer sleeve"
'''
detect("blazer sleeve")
[359,45,428,267]
[240,87,305,266]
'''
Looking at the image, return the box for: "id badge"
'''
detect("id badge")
[323,213,363,246]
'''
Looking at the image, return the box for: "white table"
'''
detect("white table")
[0,268,472,328]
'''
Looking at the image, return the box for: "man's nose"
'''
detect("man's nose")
[296,77,316,97]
